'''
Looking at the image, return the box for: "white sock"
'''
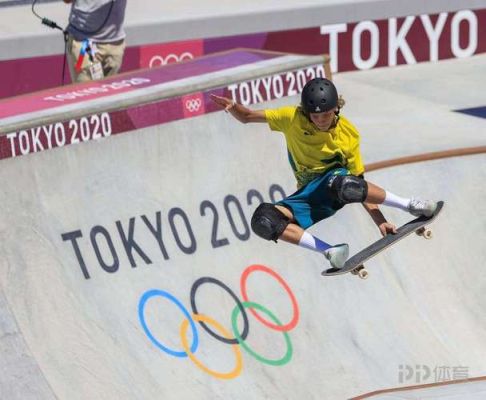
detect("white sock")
[382,191,411,211]
[298,231,332,253]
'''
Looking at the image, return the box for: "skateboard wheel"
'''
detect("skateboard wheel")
[416,227,433,239]
[415,227,426,236]
[351,265,364,275]
[358,269,369,279]
[352,265,368,279]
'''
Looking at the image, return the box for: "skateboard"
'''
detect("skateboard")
[321,201,444,279]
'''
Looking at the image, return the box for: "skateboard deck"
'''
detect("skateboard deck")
[322,201,444,278]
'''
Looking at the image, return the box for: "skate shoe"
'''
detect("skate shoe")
[324,243,349,269]
[407,199,438,217]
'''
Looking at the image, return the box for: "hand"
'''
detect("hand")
[378,222,397,237]
[210,94,236,112]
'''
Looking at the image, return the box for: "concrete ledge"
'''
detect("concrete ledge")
[1,0,485,59]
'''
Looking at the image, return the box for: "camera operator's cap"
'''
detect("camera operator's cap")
[301,78,338,113]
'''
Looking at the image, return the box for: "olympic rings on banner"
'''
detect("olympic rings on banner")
[138,264,300,380]
[185,98,202,112]
[149,52,194,68]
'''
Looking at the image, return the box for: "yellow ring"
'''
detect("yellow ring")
[180,314,243,380]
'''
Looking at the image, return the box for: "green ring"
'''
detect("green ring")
[231,301,292,366]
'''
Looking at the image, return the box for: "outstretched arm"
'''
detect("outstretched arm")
[210,94,267,124]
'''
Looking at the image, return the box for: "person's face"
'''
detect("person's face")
[309,107,337,131]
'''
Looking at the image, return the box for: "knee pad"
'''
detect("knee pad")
[251,203,289,242]
[329,175,368,204]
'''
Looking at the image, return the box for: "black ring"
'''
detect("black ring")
[190,277,249,344]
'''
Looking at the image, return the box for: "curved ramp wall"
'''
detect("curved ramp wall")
[1,103,485,399]
[0,54,485,399]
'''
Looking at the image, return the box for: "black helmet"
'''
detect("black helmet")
[301,78,338,114]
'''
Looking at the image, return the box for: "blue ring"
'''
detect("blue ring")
[138,289,199,358]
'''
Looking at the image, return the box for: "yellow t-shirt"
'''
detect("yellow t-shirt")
[265,106,365,187]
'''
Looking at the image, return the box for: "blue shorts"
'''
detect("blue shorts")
[276,168,350,229]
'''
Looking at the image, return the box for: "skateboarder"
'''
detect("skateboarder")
[211,78,438,270]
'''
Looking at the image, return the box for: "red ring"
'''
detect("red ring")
[240,264,299,332]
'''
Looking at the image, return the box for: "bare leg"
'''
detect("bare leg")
[364,180,437,217]
[274,205,348,269]
[364,182,386,204]
[275,205,332,251]
[275,205,304,244]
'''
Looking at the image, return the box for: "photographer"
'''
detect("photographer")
[64,0,127,82]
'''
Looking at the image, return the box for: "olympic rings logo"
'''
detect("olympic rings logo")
[184,98,202,113]
[149,52,194,68]
[138,264,300,380]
